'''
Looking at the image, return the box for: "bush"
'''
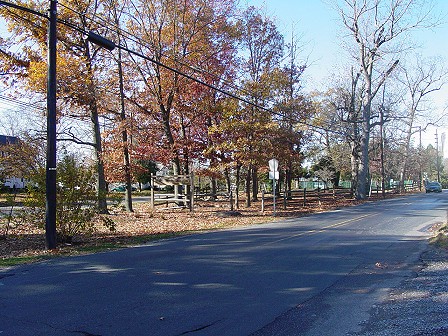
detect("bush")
[23,154,100,243]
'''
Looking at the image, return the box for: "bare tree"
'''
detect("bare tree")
[336,0,436,199]
[395,56,448,190]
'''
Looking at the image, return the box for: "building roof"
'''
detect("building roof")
[0,135,19,145]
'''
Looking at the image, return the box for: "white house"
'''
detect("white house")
[0,135,27,189]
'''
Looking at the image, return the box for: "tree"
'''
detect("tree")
[0,0,112,213]
[134,160,158,189]
[312,156,338,189]
[99,0,135,212]
[336,0,435,199]
[395,55,447,191]
[237,6,284,206]
[311,74,364,195]
[125,0,238,203]
[271,35,311,199]
[0,133,45,180]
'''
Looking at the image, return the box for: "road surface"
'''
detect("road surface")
[0,192,446,335]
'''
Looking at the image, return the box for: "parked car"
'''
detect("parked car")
[110,185,137,192]
[425,181,442,193]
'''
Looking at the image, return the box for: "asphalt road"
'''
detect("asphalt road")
[1,192,446,336]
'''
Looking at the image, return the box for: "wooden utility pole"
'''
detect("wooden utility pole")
[45,0,57,249]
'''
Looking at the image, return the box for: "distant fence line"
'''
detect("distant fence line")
[149,182,421,212]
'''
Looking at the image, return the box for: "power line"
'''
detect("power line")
[1,0,257,111]
[54,3,339,134]
[0,0,344,136]
[0,94,46,111]
[57,1,253,98]
[0,0,45,18]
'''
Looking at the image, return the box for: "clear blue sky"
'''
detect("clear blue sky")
[245,0,448,150]
[244,0,341,88]
[245,0,448,86]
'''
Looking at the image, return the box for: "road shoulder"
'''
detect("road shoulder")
[352,245,448,336]
[252,239,447,336]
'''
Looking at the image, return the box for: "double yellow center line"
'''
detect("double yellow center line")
[262,213,378,246]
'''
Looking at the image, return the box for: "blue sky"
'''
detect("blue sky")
[245,0,448,150]
[245,0,448,85]
[244,0,341,88]
[2,0,448,149]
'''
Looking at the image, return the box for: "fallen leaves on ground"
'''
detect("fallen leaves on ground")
[0,192,399,261]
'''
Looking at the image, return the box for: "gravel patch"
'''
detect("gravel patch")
[352,246,448,336]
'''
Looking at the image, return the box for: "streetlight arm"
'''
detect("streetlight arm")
[87,31,115,51]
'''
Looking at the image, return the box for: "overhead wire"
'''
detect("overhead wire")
[0,94,46,111]
[0,0,344,136]
[57,1,254,99]
[56,4,335,134]
[56,3,283,111]
[0,0,309,120]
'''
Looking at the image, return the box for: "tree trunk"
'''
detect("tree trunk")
[355,119,370,200]
[399,128,413,193]
[210,177,217,201]
[85,43,108,214]
[286,160,293,199]
[112,5,133,212]
[245,164,251,207]
[90,103,109,214]
[224,167,231,193]
[88,82,108,213]
[350,141,359,198]
[172,156,183,206]
[252,166,258,202]
[235,163,241,209]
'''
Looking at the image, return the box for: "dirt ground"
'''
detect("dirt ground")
[0,191,396,261]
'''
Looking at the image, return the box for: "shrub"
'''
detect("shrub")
[23,154,99,243]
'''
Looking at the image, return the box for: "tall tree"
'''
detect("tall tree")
[336,0,434,199]
[237,6,284,206]
[125,0,237,201]
[0,0,112,213]
[271,35,311,199]
[395,56,447,190]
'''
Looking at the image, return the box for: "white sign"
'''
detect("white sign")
[268,158,279,216]
[269,171,279,180]
[269,158,279,172]
[155,175,190,186]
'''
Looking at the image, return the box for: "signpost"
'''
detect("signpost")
[269,159,279,216]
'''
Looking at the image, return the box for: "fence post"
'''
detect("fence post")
[317,186,321,206]
[189,171,194,212]
[261,189,265,214]
[303,188,306,206]
[150,174,155,210]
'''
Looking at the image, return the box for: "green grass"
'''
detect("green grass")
[0,255,50,267]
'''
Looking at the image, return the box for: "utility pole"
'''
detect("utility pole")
[379,105,386,198]
[1,1,123,250]
[435,130,440,183]
[419,126,422,191]
[45,0,57,249]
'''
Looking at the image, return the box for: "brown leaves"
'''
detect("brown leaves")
[0,191,402,260]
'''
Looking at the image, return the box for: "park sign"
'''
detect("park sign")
[155,175,191,186]
[269,171,279,180]
[268,158,279,216]
[268,158,279,180]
